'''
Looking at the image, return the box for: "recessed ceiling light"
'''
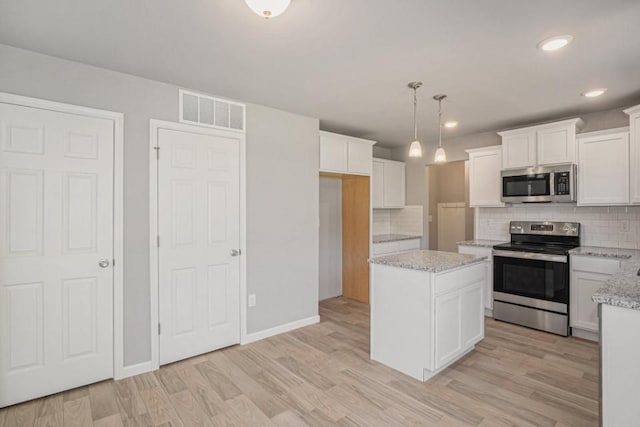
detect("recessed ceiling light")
[582,88,607,98]
[537,35,573,51]
[444,121,458,129]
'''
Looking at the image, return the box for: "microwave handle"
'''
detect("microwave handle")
[550,172,555,196]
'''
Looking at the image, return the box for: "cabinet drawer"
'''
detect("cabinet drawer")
[398,238,420,252]
[571,255,621,274]
[458,245,492,259]
[373,242,399,255]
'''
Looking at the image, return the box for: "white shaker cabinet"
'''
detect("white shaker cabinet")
[577,128,630,206]
[457,244,494,315]
[624,104,640,204]
[498,118,583,170]
[319,131,375,175]
[501,132,536,169]
[570,255,621,341]
[372,160,384,208]
[372,158,406,208]
[467,146,504,207]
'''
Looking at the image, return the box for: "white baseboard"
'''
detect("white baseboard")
[115,359,158,380]
[241,315,320,345]
[571,327,599,342]
[484,308,494,318]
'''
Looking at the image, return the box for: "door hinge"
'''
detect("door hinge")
[112,258,116,267]
[157,236,160,247]
[154,146,160,159]
[158,323,161,335]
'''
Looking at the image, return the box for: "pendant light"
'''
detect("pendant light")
[244,0,291,19]
[433,94,447,163]
[408,81,423,157]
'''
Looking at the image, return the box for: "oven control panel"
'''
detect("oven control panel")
[509,221,580,237]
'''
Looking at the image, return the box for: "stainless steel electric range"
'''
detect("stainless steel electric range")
[492,221,580,336]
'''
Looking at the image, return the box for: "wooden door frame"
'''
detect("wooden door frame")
[0,92,126,379]
[149,119,247,370]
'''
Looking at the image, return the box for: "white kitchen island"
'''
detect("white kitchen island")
[369,250,487,381]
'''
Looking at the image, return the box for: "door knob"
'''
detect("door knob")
[230,249,240,257]
[98,259,110,268]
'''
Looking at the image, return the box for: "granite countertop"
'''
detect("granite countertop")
[457,239,507,248]
[373,234,422,244]
[574,246,640,310]
[369,250,487,273]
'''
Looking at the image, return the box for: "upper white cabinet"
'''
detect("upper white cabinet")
[625,104,640,204]
[501,132,536,169]
[319,131,375,176]
[498,118,583,169]
[577,128,630,206]
[467,146,504,207]
[372,158,405,208]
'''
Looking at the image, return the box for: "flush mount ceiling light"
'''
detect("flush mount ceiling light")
[433,94,448,164]
[582,88,607,98]
[537,35,573,51]
[408,81,423,158]
[444,121,458,128]
[244,0,291,18]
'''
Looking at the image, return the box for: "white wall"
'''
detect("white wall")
[319,178,342,301]
[0,44,319,364]
[477,205,640,249]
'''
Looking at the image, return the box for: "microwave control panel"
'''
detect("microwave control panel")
[555,172,571,195]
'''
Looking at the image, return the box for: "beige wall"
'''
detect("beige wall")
[0,44,320,366]
[427,160,473,250]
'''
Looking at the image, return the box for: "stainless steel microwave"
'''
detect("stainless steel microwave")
[501,164,576,203]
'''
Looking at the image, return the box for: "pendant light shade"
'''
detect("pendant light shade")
[433,94,448,164]
[409,140,423,157]
[244,0,291,18]
[407,81,423,158]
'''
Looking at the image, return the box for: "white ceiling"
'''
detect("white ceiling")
[1,0,640,146]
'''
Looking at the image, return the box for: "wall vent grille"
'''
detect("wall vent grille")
[179,89,245,133]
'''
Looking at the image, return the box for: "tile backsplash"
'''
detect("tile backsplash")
[477,205,640,249]
[373,206,423,236]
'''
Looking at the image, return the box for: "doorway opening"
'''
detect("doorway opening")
[319,173,370,304]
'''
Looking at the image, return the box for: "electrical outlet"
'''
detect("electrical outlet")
[620,220,630,233]
[248,294,256,307]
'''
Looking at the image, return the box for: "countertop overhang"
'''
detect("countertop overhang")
[369,250,487,273]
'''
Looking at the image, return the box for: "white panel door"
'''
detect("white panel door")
[0,103,114,407]
[158,127,240,365]
[437,203,466,252]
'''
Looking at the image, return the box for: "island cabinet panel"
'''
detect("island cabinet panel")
[370,260,485,382]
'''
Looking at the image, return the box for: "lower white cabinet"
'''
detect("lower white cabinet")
[457,245,493,314]
[373,238,420,256]
[570,255,621,340]
[434,283,483,369]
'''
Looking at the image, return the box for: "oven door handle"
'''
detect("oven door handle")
[492,250,567,263]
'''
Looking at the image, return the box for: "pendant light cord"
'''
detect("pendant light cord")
[438,98,442,148]
[413,88,418,141]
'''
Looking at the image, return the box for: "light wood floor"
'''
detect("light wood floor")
[1,297,599,426]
